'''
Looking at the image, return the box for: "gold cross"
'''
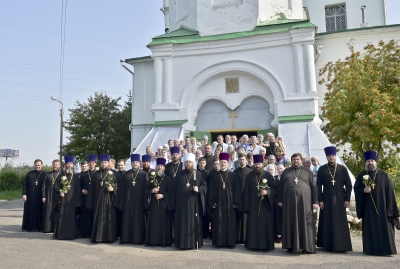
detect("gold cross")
[371,183,375,189]
[331,179,336,186]
[228,111,238,129]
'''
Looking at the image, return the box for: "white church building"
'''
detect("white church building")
[122,0,399,163]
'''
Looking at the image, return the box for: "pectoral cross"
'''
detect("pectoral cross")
[132,181,136,186]
[294,178,299,184]
[371,183,375,189]
[229,110,238,129]
[331,179,336,186]
[35,181,38,186]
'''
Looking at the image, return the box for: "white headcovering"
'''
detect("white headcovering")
[182,153,197,170]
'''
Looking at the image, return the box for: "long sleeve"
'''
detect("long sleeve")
[41,174,47,199]
[22,173,29,195]
[85,177,95,210]
[317,169,323,203]
[310,173,318,205]
[343,167,352,202]
[354,172,365,219]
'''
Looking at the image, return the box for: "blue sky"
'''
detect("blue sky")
[0,1,399,166]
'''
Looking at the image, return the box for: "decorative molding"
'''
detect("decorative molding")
[154,120,188,126]
[278,115,314,123]
[225,78,239,93]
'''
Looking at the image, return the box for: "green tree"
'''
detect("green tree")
[63,92,131,161]
[319,39,400,158]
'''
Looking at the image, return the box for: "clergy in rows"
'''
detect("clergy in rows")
[317,146,352,252]
[354,151,399,256]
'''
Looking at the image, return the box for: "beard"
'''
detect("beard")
[365,163,377,171]
[142,164,150,170]
[185,162,194,171]
[65,168,74,174]
[254,166,264,174]
[157,169,165,177]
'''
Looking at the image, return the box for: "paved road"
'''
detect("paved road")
[0,199,399,268]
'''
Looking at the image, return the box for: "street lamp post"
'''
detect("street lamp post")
[51,96,64,163]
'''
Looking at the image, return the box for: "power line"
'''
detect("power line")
[0,60,131,76]
[0,71,130,84]
[0,23,143,47]
[0,64,128,78]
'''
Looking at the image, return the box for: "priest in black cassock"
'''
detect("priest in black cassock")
[233,152,252,243]
[78,154,97,238]
[142,154,155,176]
[278,153,318,254]
[114,154,149,245]
[115,158,126,238]
[86,154,118,243]
[53,155,81,240]
[22,159,47,232]
[317,146,352,252]
[208,153,241,249]
[243,154,276,251]
[41,159,62,233]
[198,157,211,239]
[145,157,174,247]
[173,153,207,249]
[355,151,399,256]
[165,146,183,181]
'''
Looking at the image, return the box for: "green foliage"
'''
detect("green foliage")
[0,190,22,201]
[0,171,23,191]
[319,39,400,158]
[62,92,131,162]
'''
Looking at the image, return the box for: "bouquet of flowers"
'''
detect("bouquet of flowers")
[257,178,270,216]
[60,176,71,205]
[149,171,160,206]
[362,174,379,215]
[104,171,116,205]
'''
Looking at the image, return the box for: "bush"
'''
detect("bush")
[0,171,24,191]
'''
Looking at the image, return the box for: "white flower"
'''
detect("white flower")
[61,176,67,180]
[95,167,99,170]
[151,171,156,176]
[262,179,267,184]
[108,171,113,175]
[362,175,369,180]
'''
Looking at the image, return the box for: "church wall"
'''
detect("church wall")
[314,26,400,113]
[303,0,386,33]
[169,0,198,32]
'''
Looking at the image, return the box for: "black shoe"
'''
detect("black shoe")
[287,248,293,253]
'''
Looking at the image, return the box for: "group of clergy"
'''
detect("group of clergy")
[21,146,399,256]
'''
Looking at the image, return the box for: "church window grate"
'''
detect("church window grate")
[325,4,347,32]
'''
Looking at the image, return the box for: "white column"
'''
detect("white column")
[303,44,317,93]
[154,58,163,104]
[293,44,305,93]
[163,58,172,104]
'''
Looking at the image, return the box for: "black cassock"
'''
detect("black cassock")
[233,165,252,243]
[199,169,210,239]
[78,169,95,238]
[317,163,352,252]
[273,175,283,236]
[114,169,149,244]
[208,170,241,248]
[53,173,81,240]
[22,170,46,231]
[355,169,399,256]
[165,161,183,181]
[173,169,207,249]
[115,170,125,238]
[278,167,318,253]
[145,174,174,246]
[86,169,118,243]
[243,170,276,251]
[41,171,62,233]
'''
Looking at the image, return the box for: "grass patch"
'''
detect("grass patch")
[0,189,21,201]
[350,228,362,237]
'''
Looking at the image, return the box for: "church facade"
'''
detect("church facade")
[123,0,399,159]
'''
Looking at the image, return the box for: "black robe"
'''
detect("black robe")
[243,170,276,251]
[41,170,61,233]
[114,169,149,244]
[355,169,399,256]
[78,169,95,238]
[199,169,210,239]
[317,163,352,252]
[86,169,118,243]
[173,169,207,249]
[145,174,174,246]
[208,170,241,248]
[278,167,318,253]
[22,170,46,231]
[115,170,125,237]
[202,154,215,172]
[53,173,81,240]
[233,165,253,243]
[165,161,183,181]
